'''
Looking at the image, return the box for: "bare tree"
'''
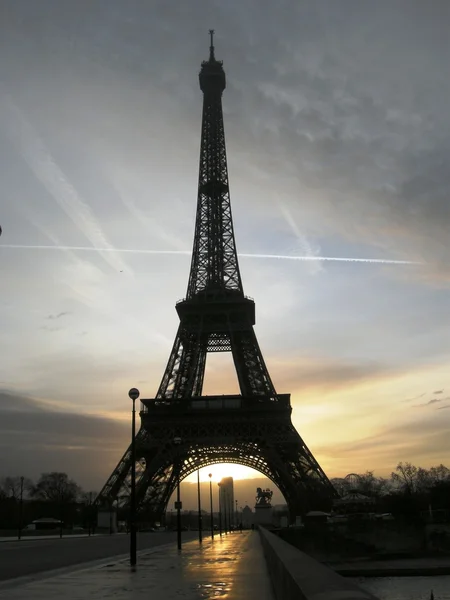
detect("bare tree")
[0,476,33,500]
[356,471,391,497]
[428,464,450,484]
[30,472,81,503]
[390,462,434,494]
[330,478,348,497]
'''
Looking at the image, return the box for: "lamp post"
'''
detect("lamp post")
[88,492,92,536]
[208,473,214,539]
[218,483,222,537]
[17,476,24,540]
[222,483,228,535]
[197,469,202,543]
[173,437,182,550]
[235,499,238,529]
[128,387,140,568]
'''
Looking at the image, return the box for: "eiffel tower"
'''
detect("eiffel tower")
[96,32,337,520]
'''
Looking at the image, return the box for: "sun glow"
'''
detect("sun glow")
[184,464,262,483]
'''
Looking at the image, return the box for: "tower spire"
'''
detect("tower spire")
[209,29,215,61]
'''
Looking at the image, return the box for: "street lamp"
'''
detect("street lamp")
[18,476,24,540]
[197,469,202,543]
[235,499,238,529]
[219,482,228,535]
[88,492,92,536]
[128,387,140,567]
[173,436,182,550]
[208,473,214,539]
[218,483,222,537]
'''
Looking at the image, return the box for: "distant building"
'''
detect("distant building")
[218,477,234,527]
[242,505,253,528]
[26,517,62,531]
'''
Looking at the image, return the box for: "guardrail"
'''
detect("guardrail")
[258,526,380,600]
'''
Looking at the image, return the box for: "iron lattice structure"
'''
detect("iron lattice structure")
[95,32,338,521]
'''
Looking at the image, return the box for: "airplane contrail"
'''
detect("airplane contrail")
[1,95,129,274]
[0,244,420,265]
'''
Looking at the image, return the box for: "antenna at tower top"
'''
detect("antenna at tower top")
[209,29,215,60]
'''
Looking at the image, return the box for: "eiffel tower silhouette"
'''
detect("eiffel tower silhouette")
[96,32,337,520]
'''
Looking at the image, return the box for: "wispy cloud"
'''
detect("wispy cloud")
[0,243,419,266]
[40,325,62,333]
[47,312,70,320]
[1,95,131,275]
[402,392,426,403]
[434,389,444,394]
[107,168,188,251]
[278,201,323,275]
[414,398,443,408]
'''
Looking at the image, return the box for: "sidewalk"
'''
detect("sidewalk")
[0,531,275,599]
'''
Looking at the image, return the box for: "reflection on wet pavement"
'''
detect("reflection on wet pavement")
[0,531,275,600]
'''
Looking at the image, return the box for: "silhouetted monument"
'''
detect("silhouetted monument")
[96,32,337,522]
[254,487,274,525]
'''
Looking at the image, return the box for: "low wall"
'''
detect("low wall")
[259,527,380,600]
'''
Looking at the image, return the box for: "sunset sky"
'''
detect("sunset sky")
[1,1,449,492]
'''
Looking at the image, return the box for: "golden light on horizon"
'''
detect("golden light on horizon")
[184,463,263,484]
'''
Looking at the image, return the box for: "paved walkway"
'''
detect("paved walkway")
[0,531,275,599]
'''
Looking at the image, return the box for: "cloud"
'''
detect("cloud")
[434,389,444,394]
[402,393,426,403]
[1,0,450,488]
[413,398,444,407]
[47,312,70,320]
[0,391,128,489]
[277,201,323,275]
[0,95,131,275]
[315,410,450,476]
[270,357,396,397]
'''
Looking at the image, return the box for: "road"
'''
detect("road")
[0,532,197,582]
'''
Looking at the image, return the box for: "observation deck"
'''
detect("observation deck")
[140,393,291,417]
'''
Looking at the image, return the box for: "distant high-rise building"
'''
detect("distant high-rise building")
[218,477,234,527]
[242,505,253,528]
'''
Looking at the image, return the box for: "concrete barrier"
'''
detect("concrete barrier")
[259,527,380,600]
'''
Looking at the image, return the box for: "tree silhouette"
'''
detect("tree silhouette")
[0,476,33,500]
[30,472,81,503]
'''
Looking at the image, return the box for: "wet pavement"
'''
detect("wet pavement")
[0,530,275,599]
[0,531,193,581]
[0,533,104,542]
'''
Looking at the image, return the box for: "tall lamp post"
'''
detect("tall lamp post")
[197,469,202,543]
[128,387,140,568]
[18,476,24,540]
[208,473,214,539]
[235,499,238,528]
[221,482,228,535]
[173,437,182,550]
[88,492,92,536]
[218,483,222,537]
